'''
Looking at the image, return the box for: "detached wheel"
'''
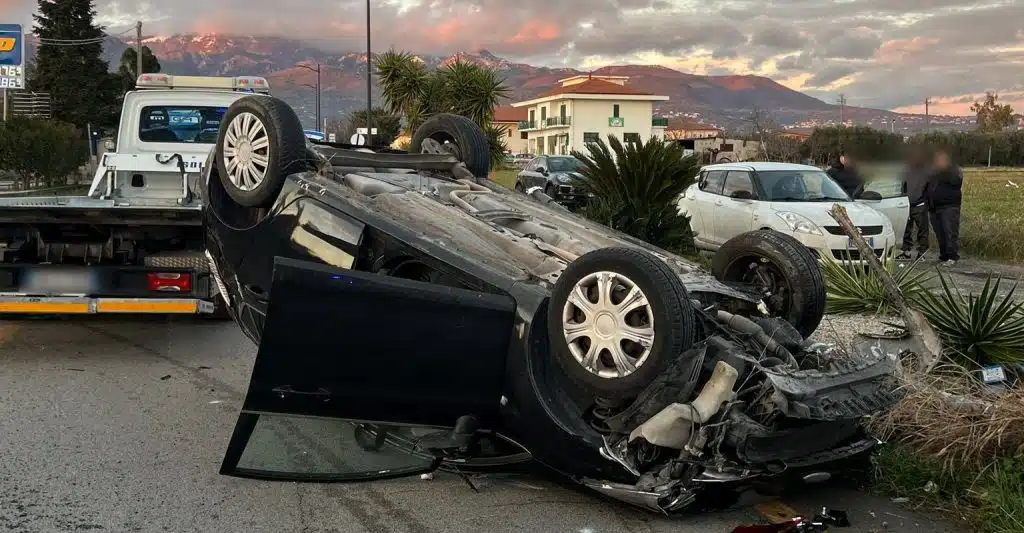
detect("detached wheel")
[711,230,826,337]
[216,96,311,208]
[548,247,695,401]
[410,114,490,178]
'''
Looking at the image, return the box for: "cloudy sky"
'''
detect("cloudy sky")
[2,0,1022,114]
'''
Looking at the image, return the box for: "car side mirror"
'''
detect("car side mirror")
[729,190,753,200]
[859,190,882,201]
[537,167,547,175]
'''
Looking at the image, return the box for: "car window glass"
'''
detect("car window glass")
[700,170,726,195]
[722,171,754,197]
[232,414,436,480]
[758,170,850,201]
[862,177,905,198]
[526,158,540,172]
[139,105,227,144]
[547,157,581,172]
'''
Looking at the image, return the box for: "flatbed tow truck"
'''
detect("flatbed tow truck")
[0,74,272,316]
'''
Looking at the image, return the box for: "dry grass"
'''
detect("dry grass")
[868,364,1024,532]
[958,167,1024,264]
[870,363,1024,471]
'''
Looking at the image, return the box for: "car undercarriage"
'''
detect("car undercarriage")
[203,96,903,514]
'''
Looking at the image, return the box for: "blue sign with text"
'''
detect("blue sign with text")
[0,23,26,89]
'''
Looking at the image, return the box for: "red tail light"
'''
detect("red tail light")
[147,272,192,293]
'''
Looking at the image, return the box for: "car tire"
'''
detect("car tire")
[548,247,696,402]
[711,230,826,337]
[410,114,490,178]
[215,95,311,208]
[514,181,526,193]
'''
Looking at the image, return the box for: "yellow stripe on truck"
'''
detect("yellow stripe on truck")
[0,297,209,314]
[0,301,91,313]
[96,300,198,314]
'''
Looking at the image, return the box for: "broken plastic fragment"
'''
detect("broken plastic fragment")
[813,507,850,527]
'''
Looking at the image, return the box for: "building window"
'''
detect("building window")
[613,104,620,118]
[624,133,640,145]
[583,132,600,145]
[541,107,547,121]
[529,109,535,123]
[559,104,566,119]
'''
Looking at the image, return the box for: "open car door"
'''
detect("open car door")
[860,177,910,242]
[220,257,517,482]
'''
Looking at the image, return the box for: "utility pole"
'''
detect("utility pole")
[296,63,322,130]
[365,0,373,147]
[837,93,847,125]
[924,97,930,131]
[136,21,143,78]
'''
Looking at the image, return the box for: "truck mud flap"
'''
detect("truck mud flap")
[0,297,215,314]
[762,354,903,420]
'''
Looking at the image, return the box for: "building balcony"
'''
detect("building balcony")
[544,116,572,127]
[518,120,538,131]
[652,117,670,127]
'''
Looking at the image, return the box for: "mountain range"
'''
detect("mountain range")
[25,33,970,132]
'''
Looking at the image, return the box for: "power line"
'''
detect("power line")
[34,27,134,45]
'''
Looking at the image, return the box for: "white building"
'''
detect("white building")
[511,75,669,156]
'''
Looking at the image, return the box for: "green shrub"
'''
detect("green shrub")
[915,274,1024,366]
[572,135,699,254]
[822,247,934,315]
[0,117,88,189]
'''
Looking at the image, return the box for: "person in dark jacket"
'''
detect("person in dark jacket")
[924,149,963,266]
[897,148,932,260]
[826,154,863,197]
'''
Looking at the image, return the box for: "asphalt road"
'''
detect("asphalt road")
[0,316,967,533]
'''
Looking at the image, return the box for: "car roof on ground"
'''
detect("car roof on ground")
[700,162,822,172]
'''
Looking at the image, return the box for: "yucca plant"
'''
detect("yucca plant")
[822,246,934,315]
[914,273,1024,366]
[572,135,699,253]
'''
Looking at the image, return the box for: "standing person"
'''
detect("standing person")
[924,149,963,266]
[826,154,863,197]
[897,148,932,260]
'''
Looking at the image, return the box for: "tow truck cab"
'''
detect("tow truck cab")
[0,74,270,316]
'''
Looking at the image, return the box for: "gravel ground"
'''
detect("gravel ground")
[809,314,906,349]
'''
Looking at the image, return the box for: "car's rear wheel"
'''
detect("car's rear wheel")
[409,114,490,179]
[548,247,696,402]
[215,96,311,208]
[711,230,826,337]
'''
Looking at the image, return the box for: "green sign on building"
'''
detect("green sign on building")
[608,117,624,127]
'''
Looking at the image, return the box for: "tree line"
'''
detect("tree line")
[797,127,1024,167]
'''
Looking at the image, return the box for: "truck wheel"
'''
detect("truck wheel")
[410,114,490,178]
[711,230,826,337]
[216,96,311,208]
[547,247,696,402]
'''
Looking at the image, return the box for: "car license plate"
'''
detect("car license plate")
[23,269,94,295]
[847,237,874,249]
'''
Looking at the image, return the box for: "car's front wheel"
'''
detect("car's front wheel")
[711,230,826,337]
[547,247,696,402]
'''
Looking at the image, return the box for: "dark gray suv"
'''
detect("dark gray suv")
[514,155,592,206]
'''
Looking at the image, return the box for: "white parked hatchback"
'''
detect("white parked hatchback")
[678,162,910,263]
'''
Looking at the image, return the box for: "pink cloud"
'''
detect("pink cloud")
[875,36,940,65]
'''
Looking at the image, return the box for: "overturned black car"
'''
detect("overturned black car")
[202,96,901,513]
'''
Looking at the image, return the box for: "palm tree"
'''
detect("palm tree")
[573,135,700,253]
[375,49,510,167]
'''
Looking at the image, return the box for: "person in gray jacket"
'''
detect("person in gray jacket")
[897,147,932,260]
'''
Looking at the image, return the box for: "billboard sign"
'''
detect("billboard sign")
[0,24,26,90]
